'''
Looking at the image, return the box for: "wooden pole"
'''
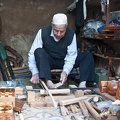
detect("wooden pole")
[106,0,110,26]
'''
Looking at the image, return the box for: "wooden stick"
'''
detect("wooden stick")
[78,100,89,118]
[40,80,58,109]
[91,103,101,113]
[84,100,101,120]
[60,106,67,116]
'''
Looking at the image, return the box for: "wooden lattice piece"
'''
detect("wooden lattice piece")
[0,87,15,107]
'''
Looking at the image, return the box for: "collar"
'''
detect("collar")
[51,29,60,42]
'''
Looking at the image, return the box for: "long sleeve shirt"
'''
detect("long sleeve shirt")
[28,28,77,76]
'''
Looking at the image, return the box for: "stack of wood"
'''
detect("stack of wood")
[25,85,120,120]
[100,22,120,39]
[59,96,100,119]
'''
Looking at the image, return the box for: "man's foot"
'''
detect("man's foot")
[46,80,56,88]
[78,81,86,88]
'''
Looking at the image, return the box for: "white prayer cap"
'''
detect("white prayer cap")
[52,13,68,25]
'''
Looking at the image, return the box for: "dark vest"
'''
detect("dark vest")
[41,25,74,59]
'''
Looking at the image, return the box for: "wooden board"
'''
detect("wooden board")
[40,89,70,95]
[13,98,25,112]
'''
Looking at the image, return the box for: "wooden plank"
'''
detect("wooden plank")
[74,90,84,97]
[40,89,70,95]
[27,91,35,102]
[59,96,88,106]
[15,87,24,95]
[45,94,75,102]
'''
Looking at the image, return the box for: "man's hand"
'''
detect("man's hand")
[60,71,67,85]
[30,73,39,84]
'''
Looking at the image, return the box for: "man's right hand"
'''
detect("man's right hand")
[30,73,39,84]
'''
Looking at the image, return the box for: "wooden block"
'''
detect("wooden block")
[74,90,84,97]
[27,91,35,102]
[15,87,24,95]
[26,86,33,90]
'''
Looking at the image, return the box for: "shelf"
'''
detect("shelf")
[94,53,120,60]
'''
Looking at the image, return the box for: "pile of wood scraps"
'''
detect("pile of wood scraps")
[25,85,120,120]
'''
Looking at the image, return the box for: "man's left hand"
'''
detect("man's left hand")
[60,71,67,85]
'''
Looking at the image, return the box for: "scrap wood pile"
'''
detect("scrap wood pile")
[25,85,120,120]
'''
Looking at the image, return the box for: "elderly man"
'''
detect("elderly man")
[28,13,96,88]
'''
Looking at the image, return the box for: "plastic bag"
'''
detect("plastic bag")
[83,19,105,38]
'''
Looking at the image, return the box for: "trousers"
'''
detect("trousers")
[34,48,95,83]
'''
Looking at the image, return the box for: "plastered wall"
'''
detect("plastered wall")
[0,0,75,64]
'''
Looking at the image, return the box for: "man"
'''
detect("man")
[28,13,96,88]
